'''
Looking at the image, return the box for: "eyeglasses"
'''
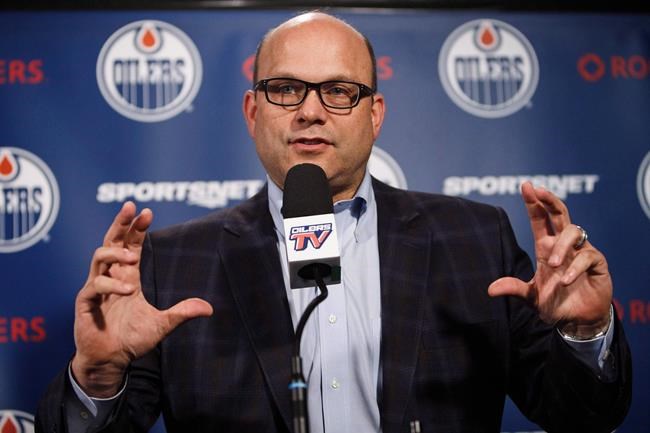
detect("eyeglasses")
[253,77,375,109]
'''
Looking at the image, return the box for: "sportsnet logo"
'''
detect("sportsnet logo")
[439,19,539,118]
[443,174,599,199]
[290,223,332,251]
[97,179,264,209]
[0,410,35,433]
[0,148,60,253]
[97,20,202,122]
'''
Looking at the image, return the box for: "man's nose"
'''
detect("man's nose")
[296,88,327,124]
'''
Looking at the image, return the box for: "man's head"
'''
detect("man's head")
[243,12,385,202]
[252,16,379,92]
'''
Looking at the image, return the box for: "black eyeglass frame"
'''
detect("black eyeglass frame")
[253,77,376,109]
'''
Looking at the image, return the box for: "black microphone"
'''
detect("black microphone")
[282,163,339,433]
[282,163,341,288]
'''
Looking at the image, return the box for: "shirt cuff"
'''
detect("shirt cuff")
[68,363,127,417]
[556,305,615,372]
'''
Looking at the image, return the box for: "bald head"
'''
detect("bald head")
[252,12,377,90]
[243,10,386,202]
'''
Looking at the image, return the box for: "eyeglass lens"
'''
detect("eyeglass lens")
[265,79,361,108]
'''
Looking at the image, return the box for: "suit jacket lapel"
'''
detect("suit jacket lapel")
[217,180,431,431]
[220,186,294,431]
[374,179,431,429]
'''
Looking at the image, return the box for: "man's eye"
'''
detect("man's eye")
[327,86,349,96]
[269,83,298,94]
[323,84,356,98]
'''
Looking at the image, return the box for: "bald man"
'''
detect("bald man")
[36,12,631,433]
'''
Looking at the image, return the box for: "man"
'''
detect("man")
[37,11,631,433]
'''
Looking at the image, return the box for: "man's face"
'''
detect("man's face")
[243,14,385,202]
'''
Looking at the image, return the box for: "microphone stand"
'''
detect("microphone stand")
[290,265,329,433]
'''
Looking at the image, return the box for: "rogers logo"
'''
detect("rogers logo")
[241,54,394,82]
[577,53,650,82]
[0,59,44,85]
[613,298,650,326]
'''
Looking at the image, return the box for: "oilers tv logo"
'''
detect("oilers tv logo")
[97,20,202,122]
[638,151,650,220]
[0,409,35,433]
[290,224,332,251]
[0,148,60,253]
[439,19,539,118]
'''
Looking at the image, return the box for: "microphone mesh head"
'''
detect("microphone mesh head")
[282,163,333,218]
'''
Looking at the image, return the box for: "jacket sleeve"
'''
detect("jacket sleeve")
[35,234,163,433]
[497,207,633,433]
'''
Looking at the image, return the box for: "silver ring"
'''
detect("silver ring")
[574,225,588,249]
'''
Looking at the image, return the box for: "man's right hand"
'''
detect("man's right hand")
[70,202,213,398]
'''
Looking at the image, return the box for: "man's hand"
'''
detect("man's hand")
[71,202,213,397]
[488,182,612,338]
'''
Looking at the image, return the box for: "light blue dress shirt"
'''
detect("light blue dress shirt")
[267,170,382,433]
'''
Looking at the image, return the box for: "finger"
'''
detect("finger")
[103,202,138,247]
[488,276,535,303]
[90,247,139,277]
[105,261,142,289]
[124,208,153,251]
[548,225,587,267]
[520,182,555,241]
[159,298,214,337]
[81,275,137,299]
[534,185,571,233]
[561,249,605,285]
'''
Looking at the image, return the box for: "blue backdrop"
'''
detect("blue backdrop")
[0,9,648,432]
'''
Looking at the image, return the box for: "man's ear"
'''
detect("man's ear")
[242,89,257,138]
[370,92,386,139]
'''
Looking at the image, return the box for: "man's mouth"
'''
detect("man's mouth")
[289,137,332,146]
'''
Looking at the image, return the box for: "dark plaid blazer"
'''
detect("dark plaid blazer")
[37,179,632,433]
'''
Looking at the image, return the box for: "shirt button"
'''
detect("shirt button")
[331,378,340,389]
[328,314,337,324]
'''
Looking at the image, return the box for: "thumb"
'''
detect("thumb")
[160,298,214,336]
[488,276,533,299]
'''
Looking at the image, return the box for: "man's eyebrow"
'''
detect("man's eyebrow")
[262,73,298,79]
[263,73,362,83]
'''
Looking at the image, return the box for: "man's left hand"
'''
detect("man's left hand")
[488,181,612,338]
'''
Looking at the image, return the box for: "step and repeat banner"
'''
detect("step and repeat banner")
[0,9,648,432]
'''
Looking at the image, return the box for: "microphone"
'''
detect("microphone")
[282,163,339,433]
[282,163,341,289]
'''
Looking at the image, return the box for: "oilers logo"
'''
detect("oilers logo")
[439,19,539,118]
[368,147,408,189]
[96,20,202,122]
[0,148,60,253]
[0,410,35,433]
[637,151,650,220]
[290,224,332,251]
